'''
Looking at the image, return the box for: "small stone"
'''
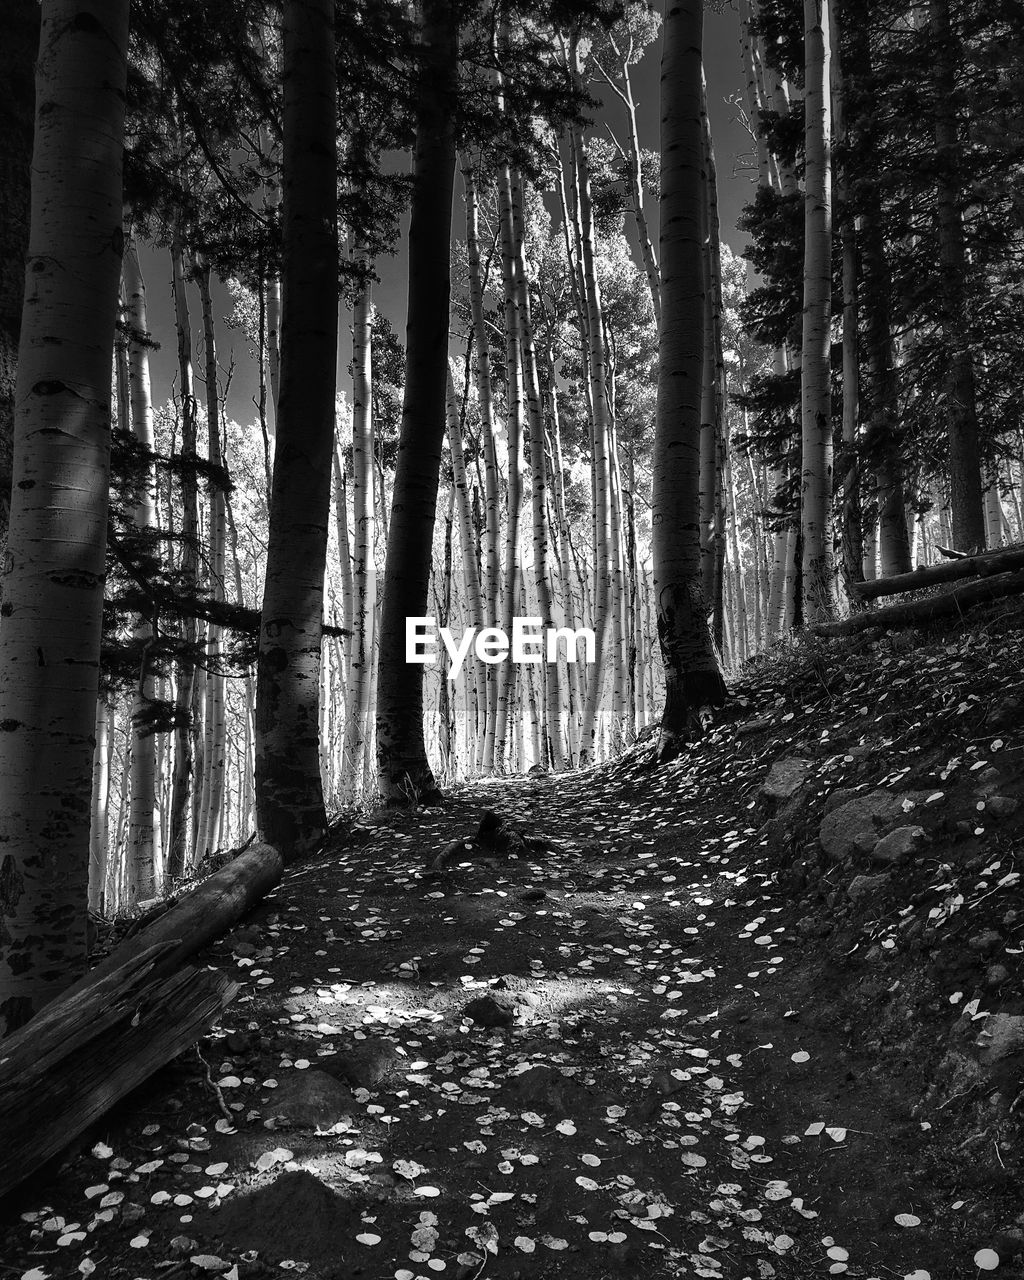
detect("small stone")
[266,1070,353,1128]
[984,795,1020,820]
[462,993,518,1028]
[987,964,1011,988]
[969,930,1002,954]
[870,825,926,865]
[319,1043,404,1091]
[987,695,1022,730]
[847,873,891,903]
[762,758,810,801]
[976,1013,1024,1066]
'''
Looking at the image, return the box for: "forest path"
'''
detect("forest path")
[5,730,996,1280]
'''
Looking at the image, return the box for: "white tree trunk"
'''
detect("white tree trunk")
[0,0,130,1033]
[343,263,377,799]
[122,237,163,900]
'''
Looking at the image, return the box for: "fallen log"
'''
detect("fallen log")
[0,944,237,1199]
[80,840,284,990]
[851,546,1024,602]
[0,843,282,1199]
[813,569,1024,637]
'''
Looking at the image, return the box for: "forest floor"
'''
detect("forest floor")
[3,609,1024,1280]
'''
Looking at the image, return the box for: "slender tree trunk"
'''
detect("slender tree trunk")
[343,260,376,799]
[375,0,457,802]
[800,0,837,623]
[570,106,615,765]
[255,0,338,854]
[652,0,726,763]
[929,0,984,550]
[194,261,227,862]
[446,368,486,749]
[122,238,163,900]
[0,0,129,1034]
[88,696,111,916]
[261,124,282,449]
[509,170,563,770]
[492,164,525,773]
[831,1,865,594]
[166,231,198,881]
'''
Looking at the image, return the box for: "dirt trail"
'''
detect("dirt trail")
[3,627,1023,1280]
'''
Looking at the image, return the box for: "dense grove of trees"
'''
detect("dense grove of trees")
[0,0,1022,1032]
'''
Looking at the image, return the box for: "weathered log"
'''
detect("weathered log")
[0,944,237,1199]
[851,546,1024,601]
[79,840,284,990]
[813,569,1024,637]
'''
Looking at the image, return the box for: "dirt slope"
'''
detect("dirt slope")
[2,618,1022,1280]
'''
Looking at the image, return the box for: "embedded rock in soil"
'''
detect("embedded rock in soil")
[762,757,810,801]
[823,787,861,816]
[819,790,929,861]
[987,964,1011,988]
[319,1041,405,1090]
[462,992,518,1027]
[847,873,891,903]
[198,1170,353,1274]
[266,1070,354,1128]
[987,694,1022,729]
[976,1014,1024,1067]
[969,930,1002,954]
[870,825,926,865]
[983,795,1020,820]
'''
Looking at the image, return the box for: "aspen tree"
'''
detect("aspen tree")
[0,0,130,1033]
[445,367,486,746]
[194,260,227,863]
[122,239,163,899]
[166,230,199,880]
[800,0,837,623]
[462,165,501,763]
[89,697,111,915]
[652,0,726,762]
[343,260,376,798]
[510,171,564,770]
[592,3,663,323]
[492,164,526,772]
[0,1,38,558]
[568,91,616,764]
[255,0,338,851]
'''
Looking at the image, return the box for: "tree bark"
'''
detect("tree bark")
[255,0,338,854]
[652,0,726,763]
[800,0,837,624]
[851,546,1024,601]
[0,0,39,561]
[122,237,163,901]
[195,260,227,863]
[375,0,457,802]
[813,569,1024,637]
[0,946,237,1199]
[929,0,985,551]
[0,0,130,1036]
[342,258,376,800]
[166,231,199,881]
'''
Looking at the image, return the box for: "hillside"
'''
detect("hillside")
[2,605,1022,1280]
